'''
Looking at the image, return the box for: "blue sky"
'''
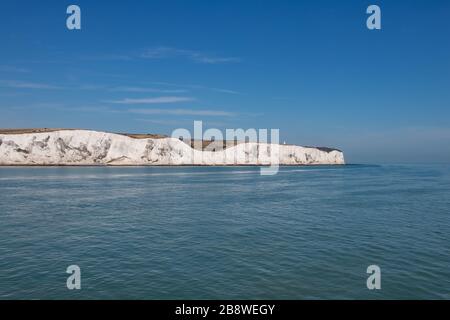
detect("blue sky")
[0,0,449,163]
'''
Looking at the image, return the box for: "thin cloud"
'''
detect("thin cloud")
[78,46,241,65]
[0,80,61,89]
[129,108,235,117]
[141,46,241,64]
[150,81,204,89]
[149,81,241,95]
[109,86,188,94]
[108,97,195,104]
[80,54,133,61]
[211,88,240,95]
[79,84,108,90]
[191,56,241,64]
[80,84,188,93]
[0,66,30,73]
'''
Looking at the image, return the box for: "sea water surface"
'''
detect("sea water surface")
[0,164,449,299]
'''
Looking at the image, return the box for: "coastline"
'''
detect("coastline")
[0,129,345,166]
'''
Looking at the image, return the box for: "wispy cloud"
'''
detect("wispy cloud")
[109,86,188,94]
[80,84,188,93]
[82,81,239,95]
[211,88,240,95]
[149,81,241,95]
[129,108,235,117]
[192,56,241,64]
[141,46,241,64]
[150,81,204,89]
[0,66,30,73]
[80,54,134,62]
[107,97,195,104]
[0,80,61,90]
[76,46,241,65]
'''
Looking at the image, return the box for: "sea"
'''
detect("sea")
[0,164,449,299]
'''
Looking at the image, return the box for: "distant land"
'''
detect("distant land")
[0,129,345,166]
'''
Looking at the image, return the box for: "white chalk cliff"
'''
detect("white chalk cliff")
[0,130,344,166]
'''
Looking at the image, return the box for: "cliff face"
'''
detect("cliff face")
[0,130,345,166]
